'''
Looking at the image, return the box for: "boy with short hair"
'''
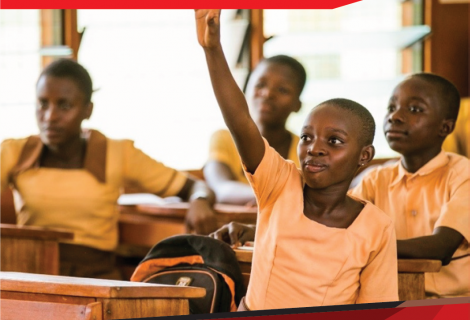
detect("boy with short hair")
[350,73,469,298]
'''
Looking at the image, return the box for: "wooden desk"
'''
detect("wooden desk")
[119,203,257,248]
[233,249,442,301]
[1,224,74,275]
[0,271,205,319]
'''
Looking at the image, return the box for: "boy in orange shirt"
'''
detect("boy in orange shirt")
[350,73,469,298]
[195,9,398,310]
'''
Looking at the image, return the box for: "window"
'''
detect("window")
[0,10,41,142]
[263,1,428,158]
[77,9,248,170]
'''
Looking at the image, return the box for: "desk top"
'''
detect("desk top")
[1,224,74,241]
[120,203,257,220]
[233,249,442,273]
[0,272,206,299]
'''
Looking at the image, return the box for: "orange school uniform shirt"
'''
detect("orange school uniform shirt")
[243,139,398,310]
[350,151,470,297]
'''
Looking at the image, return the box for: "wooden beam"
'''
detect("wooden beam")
[250,9,264,71]
[63,10,80,60]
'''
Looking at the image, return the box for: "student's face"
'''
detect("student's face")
[245,62,301,128]
[36,75,92,148]
[298,104,368,189]
[384,77,448,156]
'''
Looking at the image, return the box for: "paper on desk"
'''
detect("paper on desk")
[118,193,167,205]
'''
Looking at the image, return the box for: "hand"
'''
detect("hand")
[209,222,255,248]
[185,199,218,235]
[244,198,257,208]
[194,9,221,49]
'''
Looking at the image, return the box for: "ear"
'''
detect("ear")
[84,102,93,120]
[358,145,375,167]
[292,98,302,114]
[438,118,455,138]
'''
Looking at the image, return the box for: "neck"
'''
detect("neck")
[303,183,350,216]
[401,145,442,173]
[45,136,85,163]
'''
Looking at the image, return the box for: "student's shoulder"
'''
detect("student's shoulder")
[1,136,33,156]
[446,152,470,174]
[352,197,394,231]
[360,159,400,183]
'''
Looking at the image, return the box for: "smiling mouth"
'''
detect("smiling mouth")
[304,163,327,173]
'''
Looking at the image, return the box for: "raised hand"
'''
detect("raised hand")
[194,9,221,49]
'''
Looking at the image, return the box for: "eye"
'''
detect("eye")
[58,102,72,110]
[387,104,396,113]
[300,134,311,142]
[328,137,343,145]
[277,87,289,94]
[37,101,48,110]
[409,105,422,113]
[254,82,266,89]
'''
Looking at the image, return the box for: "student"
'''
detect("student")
[195,9,398,310]
[350,73,470,298]
[204,55,305,205]
[213,73,470,298]
[442,97,469,158]
[0,59,218,279]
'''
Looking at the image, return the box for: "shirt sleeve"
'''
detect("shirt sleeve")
[207,129,243,179]
[435,173,470,244]
[357,220,399,303]
[122,140,188,198]
[242,138,297,210]
[1,139,20,193]
[349,168,378,204]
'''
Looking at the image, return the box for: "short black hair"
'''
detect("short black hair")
[410,73,460,121]
[317,98,376,146]
[244,55,307,95]
[39,58,93,103]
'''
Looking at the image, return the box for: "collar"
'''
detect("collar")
[10,129,107,183]
[391,149,449,187]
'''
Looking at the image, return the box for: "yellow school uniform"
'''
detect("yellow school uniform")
[244,138,398,310]
[350,151,470,297]
[0,129,188,251]
[443,98,469,158]
[207,129,300,183]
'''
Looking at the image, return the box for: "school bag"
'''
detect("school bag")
[130,235,246,314]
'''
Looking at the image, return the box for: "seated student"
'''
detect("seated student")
[350,73,469,298]
[195,9,398,310]
[0,59,218,280]
[213,73,470,299]
[204,55,305,205]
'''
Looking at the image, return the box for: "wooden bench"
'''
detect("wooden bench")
[0,271,206,319]
[1,224,74,275]
[233,249,442,301]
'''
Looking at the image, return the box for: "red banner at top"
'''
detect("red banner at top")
[0,0,361,9]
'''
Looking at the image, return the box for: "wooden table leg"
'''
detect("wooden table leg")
[398,273,425,301]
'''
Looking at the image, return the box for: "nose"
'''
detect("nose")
[307,139,326,157]
[259,86,274,99]
[42,105,60,123]
[387,106,405,124]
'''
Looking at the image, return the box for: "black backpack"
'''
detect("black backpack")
[131,235,246,314]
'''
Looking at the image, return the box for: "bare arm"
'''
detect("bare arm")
[177,176,218,235]
[203,161,256,205]
[397,226,464,266]
[195,10,264,174]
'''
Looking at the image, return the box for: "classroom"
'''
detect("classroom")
[0,2,469,319]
